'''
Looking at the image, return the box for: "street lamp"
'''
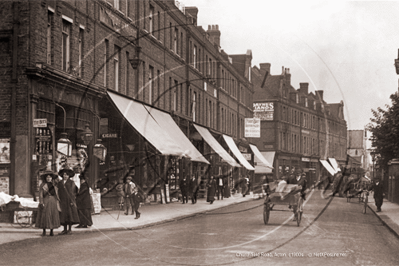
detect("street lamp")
[80,124,94,145]
[55,103,72,157]
[93,139,107,161]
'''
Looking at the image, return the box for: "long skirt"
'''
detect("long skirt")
[35,195,60,229]
[78,209,93,226]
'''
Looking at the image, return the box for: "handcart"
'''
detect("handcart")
[1,199,38,228]
[263,184,304,226]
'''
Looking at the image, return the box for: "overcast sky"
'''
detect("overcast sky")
[181,0,399,131]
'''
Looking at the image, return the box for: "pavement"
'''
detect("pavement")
[2,190,399,246]
[0,192,258,245]
[367,192,399,239]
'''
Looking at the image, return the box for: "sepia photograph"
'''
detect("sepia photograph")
[0,0,399,265]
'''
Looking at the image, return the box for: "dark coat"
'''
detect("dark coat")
[189,178,199,194]
[180,178,189,195]
[207,179,217,202]
[289,176,307,194]
[57,178,80,225]
[373,180,384,200]
[76,181,91,210]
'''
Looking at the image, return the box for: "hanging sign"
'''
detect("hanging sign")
[33,119,47,128]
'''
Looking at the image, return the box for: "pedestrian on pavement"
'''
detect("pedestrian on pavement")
[75,173,93,228]
[35,170,61,236]
[124,176,136,215]
[242,176,250,197]
[217,176,225,200]
[207,176,217,204]
[115,178,125,210]
[189,175,199,204]
[57,167,80,235]
[179,175,189,204]
[373,177,384,212]
[223,177,230,198]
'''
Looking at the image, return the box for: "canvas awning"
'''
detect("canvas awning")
[320,159,336,176]
[193,125,241,167]
[250,144,273,174]
[107,91,186,157]
[328,158,341,173]
[223,135,255,170]
[144,106,209,164]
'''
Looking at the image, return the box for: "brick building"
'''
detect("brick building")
[250,63,347,185]
[0,0,254,204]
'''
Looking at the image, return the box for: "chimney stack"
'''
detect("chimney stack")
[185,7,198,25]
[315,90,324,101]
[207,25,221,47]
[299,83,309,95]
[285,68,291,85]
[259,63,271,76]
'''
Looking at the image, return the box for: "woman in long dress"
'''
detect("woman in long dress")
[35,170,61,236]
[207,176,217,204]
[57,167,80,235]
[76,173,93,228]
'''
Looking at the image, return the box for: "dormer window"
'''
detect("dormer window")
[296,94,299,103]
[313,101,316,110]
[305,98,308,107]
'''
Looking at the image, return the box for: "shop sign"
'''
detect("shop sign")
[0,166,9,194]
[242,153,251,161]
[33,118,47,128]
[0,139,10,164]
[301,157,310,162]
[253,102,274,121]
[245,118,260,138]
[101,133,118,138]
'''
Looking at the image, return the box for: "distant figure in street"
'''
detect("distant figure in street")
[179,175,189,204]
[223,177,230,198]
[115,178,125,210]
[189,175,199,204]
[57,167,80,235]
[289,170,308,200]
[124,176,136,215]
[207,176,217,204]
[242,176,250,197]
[35,170,61,236]
[373,177,384,212]
[75,173,93,228]
[217,176,225,200]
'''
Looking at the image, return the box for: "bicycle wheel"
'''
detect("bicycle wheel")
[263,203,270,225]
[363,195,368,214]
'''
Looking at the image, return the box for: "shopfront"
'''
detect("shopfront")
[100,91,209,206]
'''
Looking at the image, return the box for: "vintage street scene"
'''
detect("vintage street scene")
[1,1,399,265]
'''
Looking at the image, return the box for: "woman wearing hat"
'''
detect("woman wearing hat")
[57,167,80,235]
[75,173,93,228]
[35,170,61,236]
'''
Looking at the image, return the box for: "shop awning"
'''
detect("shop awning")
[107,91,186,157]
[320,159,336,176]
[250,144,273,174]
[144,106,209,164]
[223,135,255,170]
[328,158,341,173]
[193,125,241,167]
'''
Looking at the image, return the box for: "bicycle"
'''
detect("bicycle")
[361,189,369,214]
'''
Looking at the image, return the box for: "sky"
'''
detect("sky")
[181,0,399,131]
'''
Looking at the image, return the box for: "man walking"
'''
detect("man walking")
[217,176,225,200]
[189,175,199,204]
[124,176,135,216]
[180,175,189,204]
[373,177,384,212]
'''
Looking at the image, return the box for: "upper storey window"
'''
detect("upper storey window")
[62,19,71,72]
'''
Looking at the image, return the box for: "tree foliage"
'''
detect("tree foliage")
[367,92,399,168]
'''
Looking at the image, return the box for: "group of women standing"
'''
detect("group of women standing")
[35,167,93,236]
